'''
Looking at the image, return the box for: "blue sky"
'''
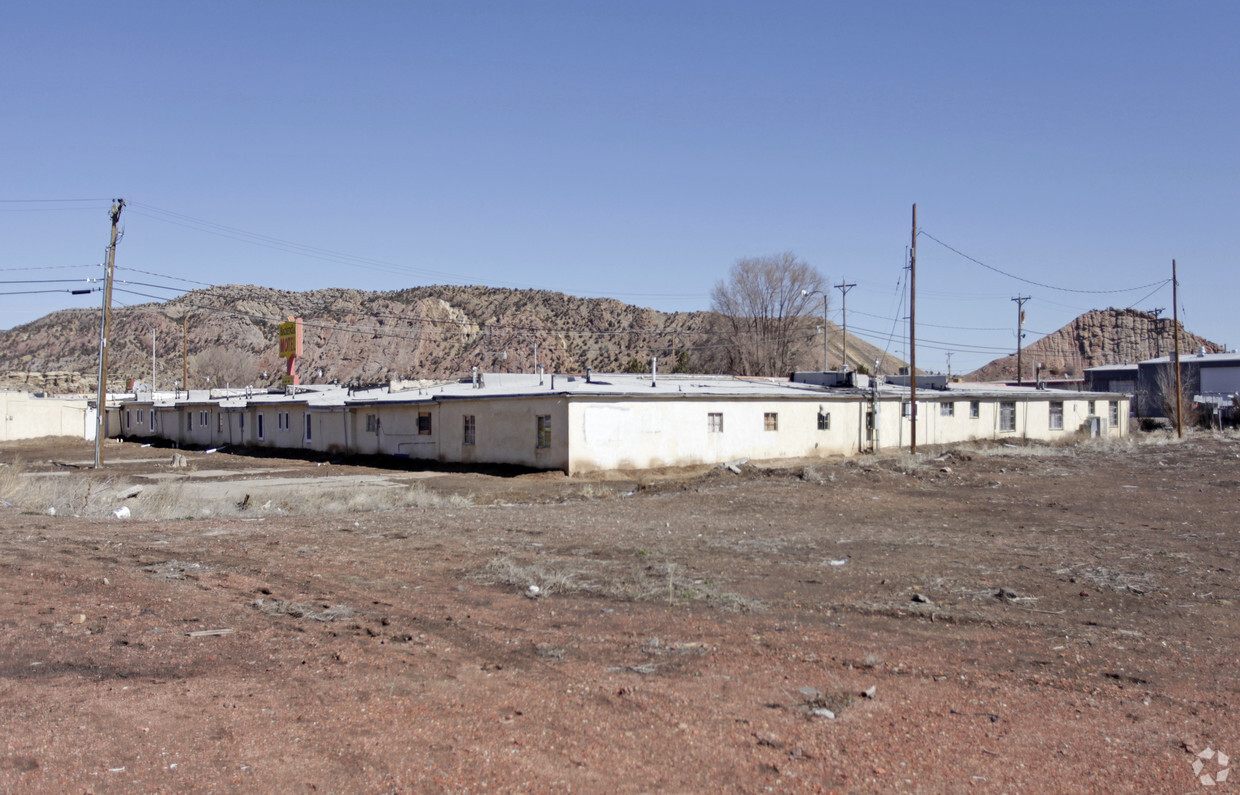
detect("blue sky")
[3,1,1235,372]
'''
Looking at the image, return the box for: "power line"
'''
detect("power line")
[920,230,1170,295]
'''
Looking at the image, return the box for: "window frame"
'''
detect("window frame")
[940,401,955,417]
[463,414,476,446]
[1049,400,1064,430]
[999,401,1017,432]
[969,400,980,419]
[257,413,264,440]
[817,411,830,431]
[1109,400,1120,427]
[536,414,552,449]
[763,412,778,431]
[417,412,432,436]
[305,414,312,442]
[707,412,724,433]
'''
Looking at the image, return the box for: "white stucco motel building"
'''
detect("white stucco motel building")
[118,372,1129,475]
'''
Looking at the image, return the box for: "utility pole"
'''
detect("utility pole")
[94,199,125,468]
[1172,260,1183,438]
[910,203,917,454]
[946,351,953,380]
[183,314,189,391]
[1011,296,1030,385]
[1149,308,1165,358]
[835,279,856,372]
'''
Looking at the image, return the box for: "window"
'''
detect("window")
[999,401,1016,432]
[186,412,192,432]
[126,410,132,427]
[137,409,144,424]
[418,412,432,436]
[1109,400,1120,427]
[764,412,778,431]
[940,402,955,417]
[257,413,264,440]
[1088,400,1096,416]
[536,415,551,448]
[902,402,912,418]
[305,414,312,441]
[707,412,723,433]
[463,415,476,446]
[365,414,379,433]
[817,411,830,431]
[238,414,244,431]
[970,400,980,419]
[1049,401,1064,430]
[150,410,156,431]
[281,411,290,431]
[217,413,224,433]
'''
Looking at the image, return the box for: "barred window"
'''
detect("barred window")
[463,415,476,446]
[707,412,723,433]
[536,415,552,448]
[817,411,830,431]
[763,412,778,431]
[941,402,955,417]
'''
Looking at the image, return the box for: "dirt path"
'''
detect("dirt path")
[1,433,1237,791]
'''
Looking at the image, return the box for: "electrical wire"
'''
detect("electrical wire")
[920,230,1170,294]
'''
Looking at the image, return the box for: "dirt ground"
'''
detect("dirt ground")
[1,433,1237,793]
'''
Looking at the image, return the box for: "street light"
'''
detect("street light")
[802,289,829,372]
[138,319,155,393]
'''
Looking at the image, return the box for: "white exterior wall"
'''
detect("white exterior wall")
[566,397,855,474]
[0,392,92,441]
[886,394,1128,449]
[120,388,1129,474]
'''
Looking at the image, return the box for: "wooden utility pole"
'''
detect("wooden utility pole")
[1172,259,1183,438]
[910,203,917,454]
[835,279,856,371]
[94,199,125,468]
[1012,296,1030,385]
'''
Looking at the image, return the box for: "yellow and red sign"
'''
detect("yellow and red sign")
[278,317,303,359]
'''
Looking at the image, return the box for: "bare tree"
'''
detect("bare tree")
[1154,362,1200,427]
[708,253,827,376]
[190,347,259,389]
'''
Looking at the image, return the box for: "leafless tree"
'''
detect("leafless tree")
[190,347,259,389]
[708,253,827,376]
[1154,362,1201,427]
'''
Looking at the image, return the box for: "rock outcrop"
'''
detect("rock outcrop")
[966,308,1223,382]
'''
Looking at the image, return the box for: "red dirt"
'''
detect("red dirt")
[1,434,1237,792]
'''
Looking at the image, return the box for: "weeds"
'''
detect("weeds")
[0,464,471,520]
[473,555,764,612]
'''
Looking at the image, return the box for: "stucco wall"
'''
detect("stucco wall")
[567,396,858,473]
[0,391,92,441]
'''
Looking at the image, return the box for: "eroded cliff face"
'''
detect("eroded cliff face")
[966,308,1223,382]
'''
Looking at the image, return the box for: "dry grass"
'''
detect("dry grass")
[0,464,471,520]
[474,555,763,612]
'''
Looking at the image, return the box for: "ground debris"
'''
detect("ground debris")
[253,599,355,622]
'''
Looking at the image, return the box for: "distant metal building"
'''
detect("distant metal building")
[1135,351,1240,420]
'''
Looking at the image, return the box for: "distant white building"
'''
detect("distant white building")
[118,372,1130,474]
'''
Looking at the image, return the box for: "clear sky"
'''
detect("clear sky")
[3,1,1236,373]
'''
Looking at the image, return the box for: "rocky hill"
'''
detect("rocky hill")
[0,284,905,394]
[966,308,1224,382]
